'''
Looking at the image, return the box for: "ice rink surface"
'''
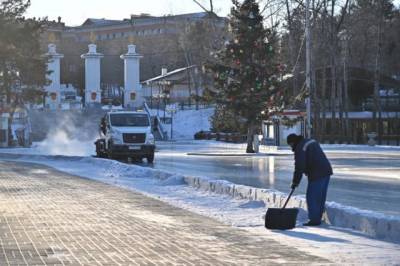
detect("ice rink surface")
[154,141,400,217]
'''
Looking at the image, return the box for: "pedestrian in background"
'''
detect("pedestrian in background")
[287,133,333,226]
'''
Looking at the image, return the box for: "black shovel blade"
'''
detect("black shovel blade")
[265,208,299,230]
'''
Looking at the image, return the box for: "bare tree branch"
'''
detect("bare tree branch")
[336,0,350,32]
[193,0,215,14]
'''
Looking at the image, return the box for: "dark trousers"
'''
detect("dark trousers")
[306,176,330,223]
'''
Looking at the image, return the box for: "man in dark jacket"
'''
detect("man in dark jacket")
[287,133,333,226]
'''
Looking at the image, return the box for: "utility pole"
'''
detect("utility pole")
[305,0,312,138]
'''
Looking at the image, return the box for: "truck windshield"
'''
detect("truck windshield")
[110,114,149,127]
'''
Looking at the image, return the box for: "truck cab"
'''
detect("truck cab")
[95,111,155,163]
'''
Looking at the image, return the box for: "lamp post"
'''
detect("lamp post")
[163,92,170,122]
[158,79,171,123]
[166,103,177,140]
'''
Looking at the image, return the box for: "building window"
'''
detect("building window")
[106,33,110,39]
[50,92,57,101]
[121,32,125,37]
[68,64,76,72]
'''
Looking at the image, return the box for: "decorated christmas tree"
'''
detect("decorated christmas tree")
[206,0,287,153]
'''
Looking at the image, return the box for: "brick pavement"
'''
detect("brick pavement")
[0,161,327,265]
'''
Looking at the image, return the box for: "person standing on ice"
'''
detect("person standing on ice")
[287,133,333,226]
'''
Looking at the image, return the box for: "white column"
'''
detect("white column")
[81,44,103,105]
[120,45,143,109]
[44,44,63,109]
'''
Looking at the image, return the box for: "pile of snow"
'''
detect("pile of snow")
[149,107,214,140]
[184,174,400,242]
[321,143,400,156]
[172,108,213,139]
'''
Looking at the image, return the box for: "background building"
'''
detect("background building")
[42,12,226,104]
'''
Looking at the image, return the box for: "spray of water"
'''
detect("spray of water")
[35,112,99,156]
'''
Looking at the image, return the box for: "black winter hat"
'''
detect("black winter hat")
[287,134,304,151]
[287,133,299,145]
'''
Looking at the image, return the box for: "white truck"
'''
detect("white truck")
[95,111,156,163]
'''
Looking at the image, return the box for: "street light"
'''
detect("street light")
[157,79,171,123]
[163,92,170,122]
[166,103,177,140]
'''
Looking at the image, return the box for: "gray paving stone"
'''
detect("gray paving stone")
[0,161,328,265]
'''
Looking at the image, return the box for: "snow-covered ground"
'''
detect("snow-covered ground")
[0,155,399,264]
[149,107,214,140]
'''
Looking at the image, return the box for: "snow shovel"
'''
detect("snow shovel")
[265,188,299,230]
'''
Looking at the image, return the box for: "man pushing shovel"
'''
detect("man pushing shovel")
[287,134,333,226]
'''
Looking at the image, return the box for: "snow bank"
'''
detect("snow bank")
[158,174,186,186]
[183,175,400,242]
[172,108,213,139]
[324,202,400,241]
[149,108,214,139]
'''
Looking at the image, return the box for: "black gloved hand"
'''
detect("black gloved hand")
[291,183,298,190]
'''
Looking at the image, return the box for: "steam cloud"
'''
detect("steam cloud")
[34,111,101,156]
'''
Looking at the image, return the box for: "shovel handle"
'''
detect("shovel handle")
[282,188,295,209]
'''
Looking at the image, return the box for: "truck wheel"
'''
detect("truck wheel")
[95,140,106,158]
[107,141,115,159]
[146,153,154,163]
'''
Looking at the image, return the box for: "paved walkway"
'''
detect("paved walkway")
[0,161,326,265]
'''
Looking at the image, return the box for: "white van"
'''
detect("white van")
[95,111,155,162]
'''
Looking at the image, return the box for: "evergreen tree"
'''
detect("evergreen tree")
[210,104,245,133]
[207,0,287,153]
[0,0,48,106]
